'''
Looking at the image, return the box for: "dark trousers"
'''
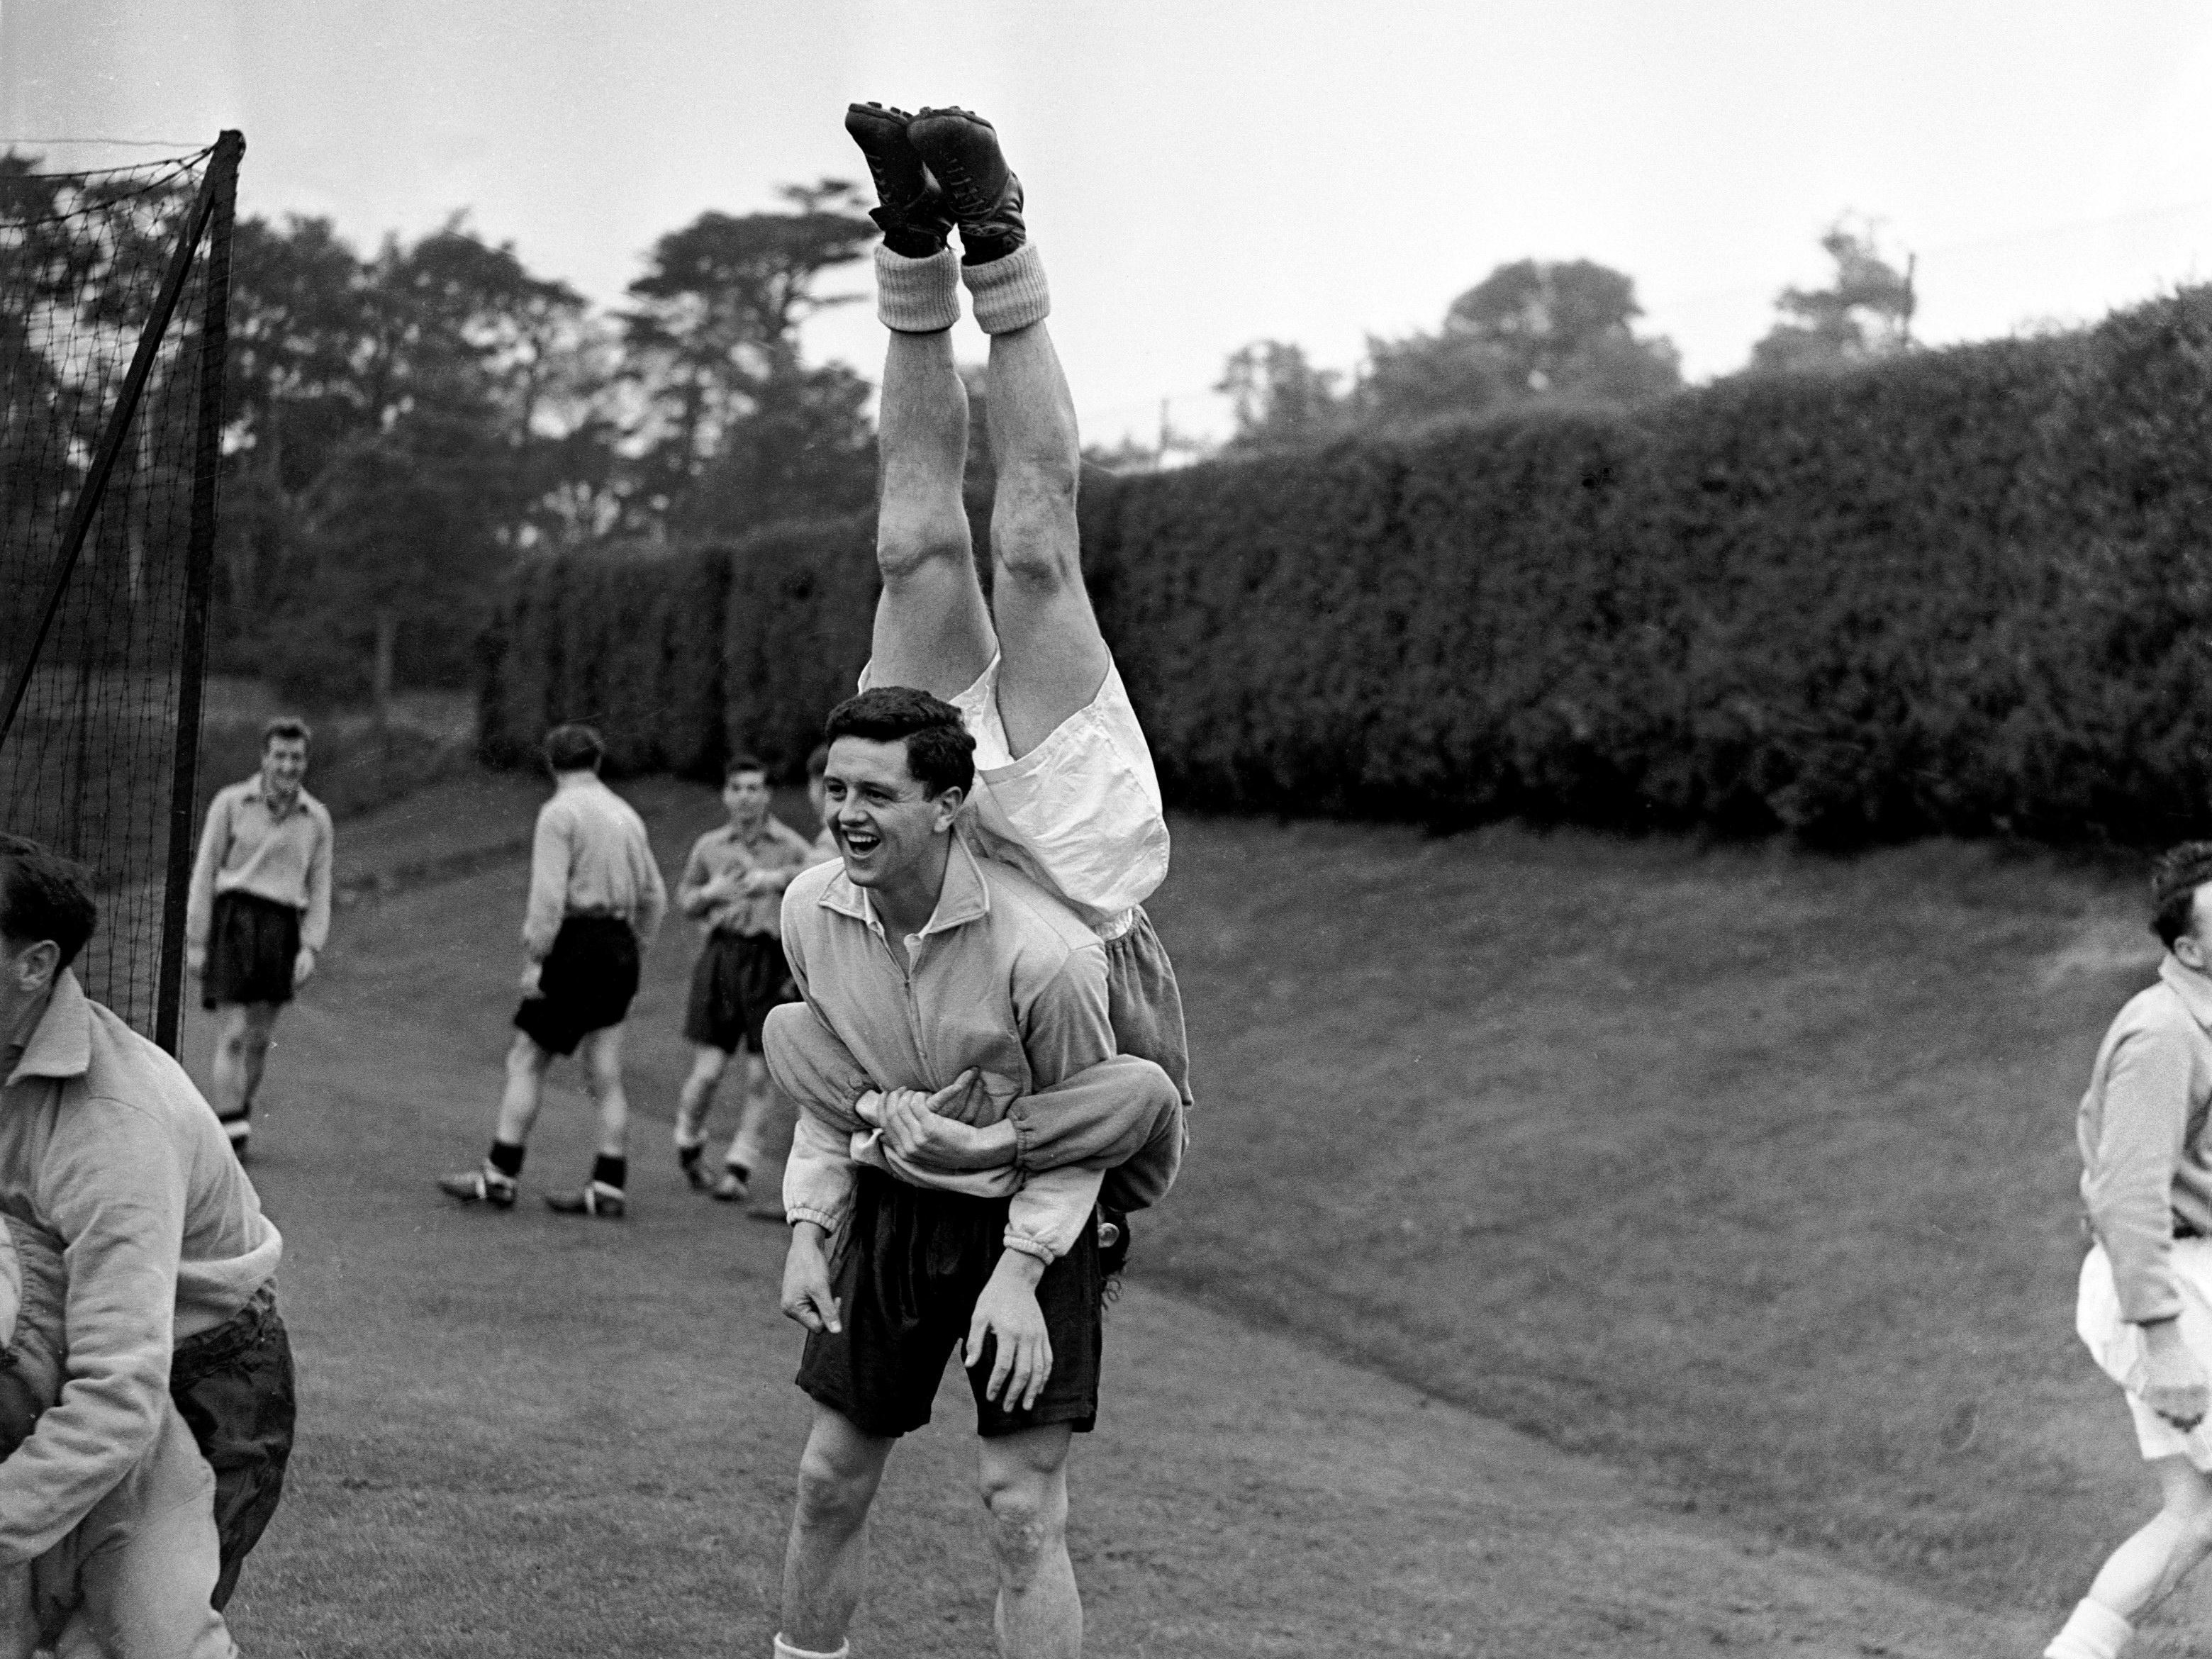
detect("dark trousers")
[169,1285,297,1610]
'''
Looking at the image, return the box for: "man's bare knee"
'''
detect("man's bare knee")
[979,1473,1063,1587]
[506,1034,549,1078]
[795,1436,887,1538]
[875,513,972,586]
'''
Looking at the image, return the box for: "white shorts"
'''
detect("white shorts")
[2076,1239,2212,1470]
[863,654,1171,936]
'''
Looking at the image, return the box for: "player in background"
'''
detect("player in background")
[2050,841,2212,1659]
[671,754,815,1203]
[184,717,332,1160]
[439,724,666,1219]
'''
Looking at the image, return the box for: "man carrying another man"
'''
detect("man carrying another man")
[759,102,1193,1659]
[0,834,295,1626]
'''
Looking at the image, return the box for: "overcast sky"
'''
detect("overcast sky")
[6,1,2210,446]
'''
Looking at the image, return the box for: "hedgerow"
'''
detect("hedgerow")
[480,288,2212,846]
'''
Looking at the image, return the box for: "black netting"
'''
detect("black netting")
[0,146,226,1041]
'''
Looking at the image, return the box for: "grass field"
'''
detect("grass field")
[180,773,2212,1653]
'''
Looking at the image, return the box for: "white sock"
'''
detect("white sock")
[961,242,1049,334]
[2045,1598,2132,1659]
[874,245,959,333]
[772,1636,849,1659]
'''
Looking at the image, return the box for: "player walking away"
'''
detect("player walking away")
[2048,842,2212,1659]
[672,754,815,1202]
[0,1216,239,1658]
[769,691,1179,1659]
[439,724,667,1220]
[839,99,1195,1274]
[184,716,333,1160]
[0,836,295,1616]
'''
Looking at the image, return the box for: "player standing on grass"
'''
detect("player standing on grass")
[184,716,332,1161]
[438,723,666,1219]
[671,754,815,1203]
[2048,842,2212,1659]
[761,101,1195,1659]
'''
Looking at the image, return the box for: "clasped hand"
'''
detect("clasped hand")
[877,1070,1014,1173]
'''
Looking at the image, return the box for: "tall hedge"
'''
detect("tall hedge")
[481,288,2212,846]
[477,540,728,778]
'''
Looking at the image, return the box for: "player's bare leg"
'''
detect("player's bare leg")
[579,1024,630,1162]
[2047,1456,2212,1658]
[976,1424,1080,1659]
[717,1052,786,1200]
[778,1404,894,1657]
[908,107,1107,759]
[847,103,995,703]
[210,1002,280,1151]
[493,1032,554,1146]
[674,1042,731,1184]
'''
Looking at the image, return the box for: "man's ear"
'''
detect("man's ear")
[2182,933,2210,972]
[932,786,967,832]
[7,942,57,997]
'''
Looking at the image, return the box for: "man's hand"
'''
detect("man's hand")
[739,866,784,895]
[292,946,318,991]
[185,944,206,979]
[2143,1318,2211,1429]
[781,1222,842,1334]
[966,1250,1051,1410]
[880,1072,1018,1172]
[518,959,544,998]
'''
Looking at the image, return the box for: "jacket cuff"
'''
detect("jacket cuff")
[786,1204,844,1233]
[1001,1231,1057,1263]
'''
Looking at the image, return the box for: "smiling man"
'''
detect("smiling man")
[184,716,332,1160]
[765,688,1178,1659]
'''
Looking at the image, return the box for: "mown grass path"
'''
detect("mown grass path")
[191,778,2103,1654]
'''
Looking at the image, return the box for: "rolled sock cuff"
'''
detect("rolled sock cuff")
[963,242,1050,334]
[2045,1599,2133,1659]
[875,245,959,333]
[773,1636,850,1659]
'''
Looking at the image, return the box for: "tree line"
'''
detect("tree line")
[2,144,1928,705]
[1190,217,1917,459]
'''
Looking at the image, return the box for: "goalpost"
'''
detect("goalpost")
[0,131,243,1051]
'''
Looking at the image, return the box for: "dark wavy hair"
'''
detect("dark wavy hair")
[2152,842,2212,950]
[543,722,605,773]
[824,687,976,799]
[0,835,97,968]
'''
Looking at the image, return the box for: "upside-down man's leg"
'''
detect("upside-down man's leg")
[848,101,997,703]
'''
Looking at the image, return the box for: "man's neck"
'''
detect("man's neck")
[554,770,598,793]
[261,778,300,814]
[730,812,768,842]
[870,836,953,942]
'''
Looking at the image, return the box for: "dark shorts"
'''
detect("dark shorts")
[514,915,640,1056]
[682,930,794,1054]
[202,892,301,1010]
[796,1170,1103,1440]
[169,1283,296,1611]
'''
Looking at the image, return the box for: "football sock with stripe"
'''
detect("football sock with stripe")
[488,1141,525,1179]
[591,1154,627,1192]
